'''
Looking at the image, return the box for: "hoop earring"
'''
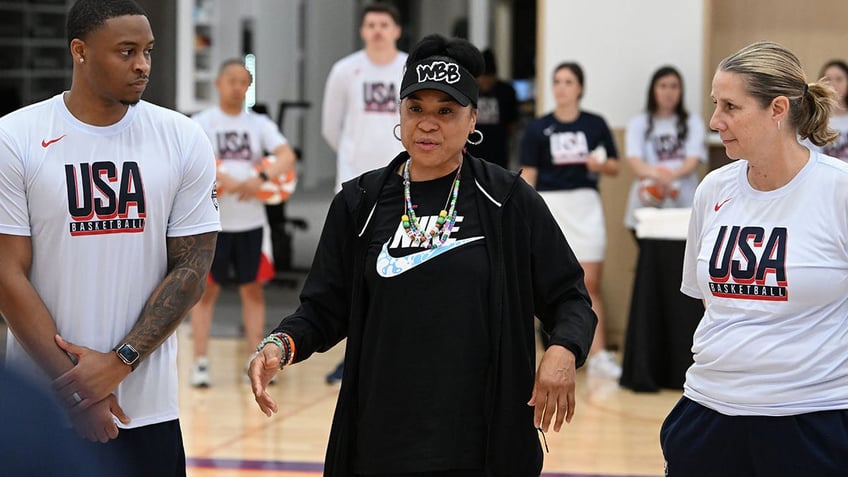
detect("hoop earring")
[466,129,484,146]
[393,124,401,141]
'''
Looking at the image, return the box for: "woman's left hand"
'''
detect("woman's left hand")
[528,345,576,432]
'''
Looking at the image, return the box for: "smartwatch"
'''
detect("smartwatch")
[114,343,140,371]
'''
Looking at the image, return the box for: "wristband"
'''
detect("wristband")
[277,333,296,366]
[256,333,295,369]
[257,334,282,354]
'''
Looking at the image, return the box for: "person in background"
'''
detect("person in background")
[0,1,220,475]
[519,62,621,379]
[805,59,848,160]
[322,2,407,191]
[465,48,519,169]
[248,34,597,477]
[320,2,408,385]
[663,40,848,476]
[623,66,706,235]
[188,59,296,387]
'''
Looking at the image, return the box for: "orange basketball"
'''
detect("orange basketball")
[638,178,665,207]
[638,176,680,207]
[254,156,297,205]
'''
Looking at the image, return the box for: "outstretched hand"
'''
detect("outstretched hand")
[528,345,577,433]
[52,335,131,411]
[248,345,282,417]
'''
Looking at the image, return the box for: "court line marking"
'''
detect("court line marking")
[187,456,658,477]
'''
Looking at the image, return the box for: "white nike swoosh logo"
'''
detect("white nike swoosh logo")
[376,236,485,278]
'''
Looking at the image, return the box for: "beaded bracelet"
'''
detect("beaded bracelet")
[256,333,295,369]
[256,334,283,360]
[276,333,296,367]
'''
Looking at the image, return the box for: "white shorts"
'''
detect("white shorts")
[539,188,606,262]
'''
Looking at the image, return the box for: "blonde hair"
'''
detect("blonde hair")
[718,41,838,147]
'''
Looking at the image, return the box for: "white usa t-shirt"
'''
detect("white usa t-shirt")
[0,94,220,428]
[624,113,706,229]
[681,151,848,416]
[321,50,407,191]
[192,107,287,232]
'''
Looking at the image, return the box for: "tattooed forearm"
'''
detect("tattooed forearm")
[125,231,218,360]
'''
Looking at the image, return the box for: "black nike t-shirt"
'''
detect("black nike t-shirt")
[355,163,490,474]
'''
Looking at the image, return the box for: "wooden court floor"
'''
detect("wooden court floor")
[177,326,680,477]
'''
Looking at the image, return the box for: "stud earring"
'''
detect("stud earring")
[79,57,85,63]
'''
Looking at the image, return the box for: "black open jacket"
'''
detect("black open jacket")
[272,152,597,476]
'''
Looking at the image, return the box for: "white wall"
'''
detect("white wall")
[254,0,300,120]
[252,0,355,189]
[216,0,244,61]
[538,0,704,128]
[299,1,357,188]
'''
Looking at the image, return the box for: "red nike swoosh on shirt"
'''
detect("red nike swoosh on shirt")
[714,198,732,212]
[41,134,66,148]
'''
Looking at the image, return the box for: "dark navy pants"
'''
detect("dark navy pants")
[80,419,186,477]
[661,397,848,476]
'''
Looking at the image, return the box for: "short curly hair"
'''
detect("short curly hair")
[66,0,147,45]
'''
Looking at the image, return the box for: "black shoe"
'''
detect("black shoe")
[325,361,344,385]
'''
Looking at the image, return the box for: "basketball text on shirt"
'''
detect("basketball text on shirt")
[707,225,788,301]
[65,161,146,236]
[653,134,684,161]
[477,97,501,125]
[548,130,589,165]
[216,131,252,160]
[363,82,398,113]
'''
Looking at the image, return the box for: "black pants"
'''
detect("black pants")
[661,397,848,476]
[619,239,703,392]
[79,419,186,477]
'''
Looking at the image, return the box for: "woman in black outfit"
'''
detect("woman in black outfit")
[248,34,597,477]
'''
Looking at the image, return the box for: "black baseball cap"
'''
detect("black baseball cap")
[399,56,479,107]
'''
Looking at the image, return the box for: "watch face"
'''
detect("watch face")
[117,344,139,364]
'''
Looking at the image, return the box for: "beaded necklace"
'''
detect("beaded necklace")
[400,158,461,249]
